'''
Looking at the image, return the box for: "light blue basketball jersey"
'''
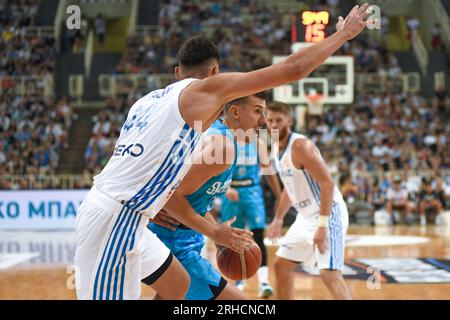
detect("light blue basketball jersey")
[185,120,237,215]
[232,140,260,186]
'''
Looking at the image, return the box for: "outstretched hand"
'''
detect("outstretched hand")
[337,3,372,40]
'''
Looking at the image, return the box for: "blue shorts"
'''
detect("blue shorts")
[148,223,227,300]
[220,185,266,230]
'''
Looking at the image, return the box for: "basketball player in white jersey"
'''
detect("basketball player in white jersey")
[75,4,370,300]
[267,102,352,300]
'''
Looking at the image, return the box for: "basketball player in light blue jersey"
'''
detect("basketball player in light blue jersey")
[220,130,281,298]
[75,6,370,300]
[150,93,267,300]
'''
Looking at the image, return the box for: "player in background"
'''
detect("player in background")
[220,134,281,297]
[266,102,352,300]
[149,93,267,300]
[75,4,370,300]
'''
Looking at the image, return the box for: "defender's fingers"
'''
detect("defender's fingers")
[235,235,254,246]
[361,9,372,20]
[233,228,253,238]
[347,5,359,18]
[151,219,176,230]
[232,242,245,253]
[225,216,237,226]
[158,213,178,223]
[358,3,369,15]
[160,222,177,230]
[162,216,180,225]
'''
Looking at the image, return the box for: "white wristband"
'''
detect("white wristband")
[318,215,329,228]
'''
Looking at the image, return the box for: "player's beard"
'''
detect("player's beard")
[278,125,289,140]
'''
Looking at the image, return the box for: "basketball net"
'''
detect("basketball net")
[306,93,324,115]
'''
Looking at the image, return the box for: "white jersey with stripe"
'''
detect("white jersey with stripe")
[93,78,202,218]
[272,132,345,221]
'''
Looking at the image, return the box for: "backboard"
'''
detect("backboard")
[273,42,354,104]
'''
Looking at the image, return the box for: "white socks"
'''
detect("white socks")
[257,266,269,285]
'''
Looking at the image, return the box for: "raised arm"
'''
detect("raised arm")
[180,4,370,128]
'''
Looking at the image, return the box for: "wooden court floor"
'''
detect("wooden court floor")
[1,225,449,300]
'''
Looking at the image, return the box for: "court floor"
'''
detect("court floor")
[1,225,449,300]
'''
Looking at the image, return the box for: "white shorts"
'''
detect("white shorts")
[276,201,349,271]
[74,186,171,300]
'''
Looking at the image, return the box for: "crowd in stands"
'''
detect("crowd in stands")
[83,96,131,174]
[0,0,71,189]
[0,94,76,187]
[340,171,449,226]
[0,0,55,77]
[115,0,292,75]
[306,90,449,224]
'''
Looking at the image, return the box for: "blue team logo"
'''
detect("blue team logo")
[113,143,144,157]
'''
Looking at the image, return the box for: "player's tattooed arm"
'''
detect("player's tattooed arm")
[179,4,371,128]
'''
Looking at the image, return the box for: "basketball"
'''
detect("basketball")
[216,242,262,281]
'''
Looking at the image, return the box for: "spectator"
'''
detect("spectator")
[432,85,450,115]
[418,178,444,226]
[339,173,359,204]
[386,175,414,224]
[435,175,448,210]
[431,23,444,51]
[406,16,420,48]
[367,178,386,225]
[95,14,106,47]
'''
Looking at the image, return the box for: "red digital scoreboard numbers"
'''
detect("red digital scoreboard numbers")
[301,11,330,43]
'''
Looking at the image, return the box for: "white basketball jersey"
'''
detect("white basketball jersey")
[93,78,202,218]
[272,132,345,221]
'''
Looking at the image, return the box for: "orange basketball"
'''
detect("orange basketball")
[216,242,262,281]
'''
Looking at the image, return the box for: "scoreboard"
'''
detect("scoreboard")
[292,10,331,43]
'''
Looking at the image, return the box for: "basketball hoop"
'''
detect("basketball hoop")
[306,93,324,115]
